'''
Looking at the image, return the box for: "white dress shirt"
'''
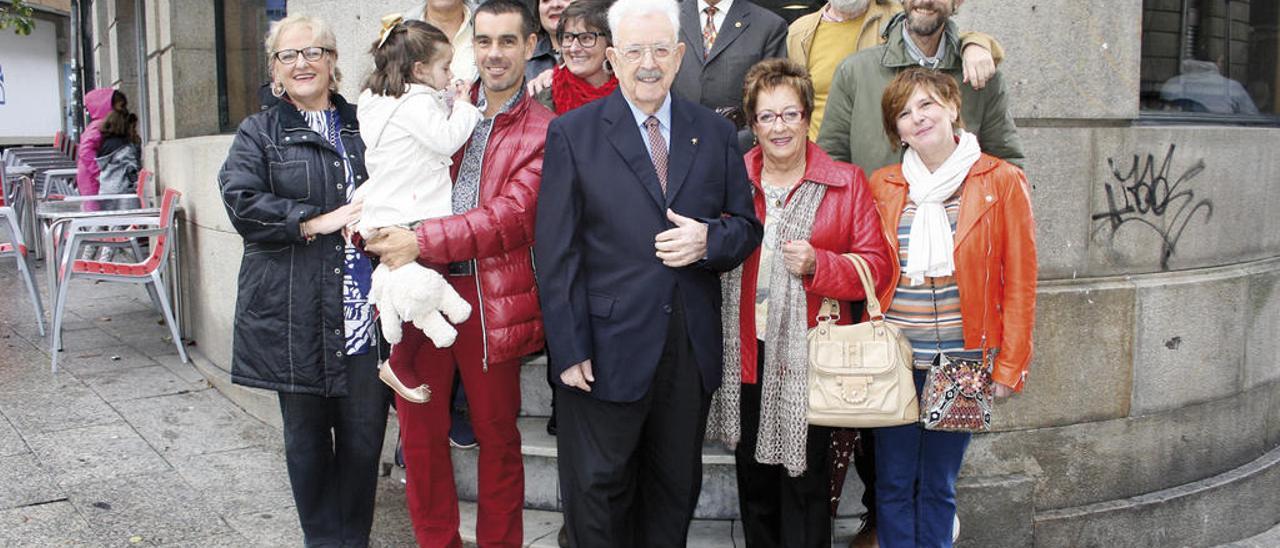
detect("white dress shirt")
[698,0,735,36]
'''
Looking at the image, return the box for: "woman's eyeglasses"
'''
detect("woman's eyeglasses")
[559,31,607,48]
[754,108,805,126]
[273,47,331,64]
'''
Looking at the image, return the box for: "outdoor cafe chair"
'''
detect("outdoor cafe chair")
[0,206,45,336]
[45,169,154,262]
[48,187,186,371]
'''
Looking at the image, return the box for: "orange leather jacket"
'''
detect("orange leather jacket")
[867,154,1037,391]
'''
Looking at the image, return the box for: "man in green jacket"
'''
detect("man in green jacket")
[816,0,1024,173]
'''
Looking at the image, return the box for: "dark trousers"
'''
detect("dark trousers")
[874,370,970,548]
[277,351,392,548]
[854,428,877,525]
[735,343,834,548]
[556,300,711,548]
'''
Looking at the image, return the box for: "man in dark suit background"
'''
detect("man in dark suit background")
[534,0,762,544]
[672,0,788,125]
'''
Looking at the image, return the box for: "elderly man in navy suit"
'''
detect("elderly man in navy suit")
[534,0,762,544]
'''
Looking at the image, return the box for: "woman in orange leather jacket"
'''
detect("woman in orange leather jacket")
[865,67,1037,548]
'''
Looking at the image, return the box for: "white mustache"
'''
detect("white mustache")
[636,68,663,80]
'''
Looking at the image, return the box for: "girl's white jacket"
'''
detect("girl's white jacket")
[353,84,482,236]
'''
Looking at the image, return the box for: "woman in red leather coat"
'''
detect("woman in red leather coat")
[712,58,894,547]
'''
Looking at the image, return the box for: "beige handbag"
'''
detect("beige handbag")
[807,253,918,428]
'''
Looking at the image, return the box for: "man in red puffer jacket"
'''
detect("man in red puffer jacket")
[365,1,553,544]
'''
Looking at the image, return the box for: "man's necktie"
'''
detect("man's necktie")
[702,6,718,59]
[644,116,668,194]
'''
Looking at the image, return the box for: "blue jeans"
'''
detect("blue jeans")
[874,370,970,548]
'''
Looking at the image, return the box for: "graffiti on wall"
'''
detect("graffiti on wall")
[1091,144,1214,270]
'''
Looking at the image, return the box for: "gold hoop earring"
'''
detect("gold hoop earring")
[271,82,285,98]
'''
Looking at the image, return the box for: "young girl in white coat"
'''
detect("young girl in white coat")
[354,15,483,403]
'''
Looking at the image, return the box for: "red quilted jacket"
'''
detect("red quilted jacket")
[735,142,895,384]
[412,93,554,366]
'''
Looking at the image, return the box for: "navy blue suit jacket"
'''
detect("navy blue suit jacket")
[534,89,763,403]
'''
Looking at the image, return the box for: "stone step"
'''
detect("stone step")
[1030,443,1280,548]
[1213,518,1280,548]
[450,498,866,547]
[518,354,552,418]
[451,417,869,520]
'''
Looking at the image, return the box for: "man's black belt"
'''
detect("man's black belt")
[447,261,475,277]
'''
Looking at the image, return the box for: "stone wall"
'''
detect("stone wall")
[142,0,219,140]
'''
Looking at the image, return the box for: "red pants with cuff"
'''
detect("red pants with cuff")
[396,275,524,548]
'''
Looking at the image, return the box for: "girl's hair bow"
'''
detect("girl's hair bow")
[377,13,405,49]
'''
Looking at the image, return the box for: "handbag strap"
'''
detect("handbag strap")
[844,253,885,321]
[816,254,884,323]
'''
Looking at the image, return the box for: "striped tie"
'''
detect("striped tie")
[644,116,668,194]
[702,6,718,59]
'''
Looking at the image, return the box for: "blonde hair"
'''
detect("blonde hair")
[264,15,343,93]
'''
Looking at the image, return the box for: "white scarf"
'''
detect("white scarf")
[901,130,981,285]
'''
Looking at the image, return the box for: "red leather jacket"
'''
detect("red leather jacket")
[413,93,555,366]
[736,142,895,383]
[868,154,1037,391]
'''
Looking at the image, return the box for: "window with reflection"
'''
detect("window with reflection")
[215,0,288,132]
[1142,0,1280,120]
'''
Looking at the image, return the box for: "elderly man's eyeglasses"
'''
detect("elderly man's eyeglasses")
[616,43,676,63]
[754,108,805,126]
[559,31,607,48]
[273,47,331,64]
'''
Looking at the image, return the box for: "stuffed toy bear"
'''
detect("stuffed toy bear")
[368,262,471,348]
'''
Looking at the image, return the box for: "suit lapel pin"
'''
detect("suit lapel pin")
[691,138,698,145]
[734,21,742,28]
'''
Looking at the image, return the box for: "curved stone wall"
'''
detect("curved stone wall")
[949,124,1280,545]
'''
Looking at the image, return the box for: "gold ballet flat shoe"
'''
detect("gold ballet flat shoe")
[378,361,431,403]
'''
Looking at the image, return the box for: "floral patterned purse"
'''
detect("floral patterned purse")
[919,281,994,432]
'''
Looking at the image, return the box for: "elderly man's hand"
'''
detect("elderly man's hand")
[655,209,708,267]
[560,359,594,392]
[365,226,421,269]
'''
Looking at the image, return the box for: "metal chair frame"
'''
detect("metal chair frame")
[0,205,46,336]
[48,188,186,371]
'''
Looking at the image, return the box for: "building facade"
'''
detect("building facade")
[80,1,1280,545]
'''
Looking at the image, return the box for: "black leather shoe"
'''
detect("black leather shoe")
[557,524,569,547]
[546,414,557,436]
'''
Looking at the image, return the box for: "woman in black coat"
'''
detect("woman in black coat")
[217,15,390,547]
